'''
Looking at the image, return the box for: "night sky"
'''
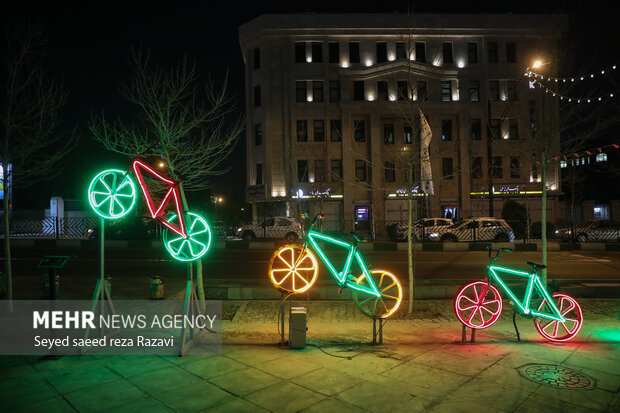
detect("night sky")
[3,1,616,211]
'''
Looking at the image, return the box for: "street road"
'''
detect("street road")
[4,245,620,299]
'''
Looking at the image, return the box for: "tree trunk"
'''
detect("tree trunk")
[541,151,548,287]
[407,164,415,314]
[2,168,13,311]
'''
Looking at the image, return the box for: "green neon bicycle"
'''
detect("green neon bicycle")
[268,215,403,318]
[454,246,583,342]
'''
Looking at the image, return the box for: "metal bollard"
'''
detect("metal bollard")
[150,276,164,299]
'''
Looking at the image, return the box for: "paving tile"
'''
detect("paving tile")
[531,385,616,412]
[291,367,361,396]
[181,355,246,379]
[12,396,76,413]
[429,397,510,413]
[225,348,288,365]
[107,356,174,377]
[204,397,269,413]
[475,363,540,392]
[160,353,216,365]
[562,351,620,376]
[383,359,470,394]
[46,365,120,394]
[103,397,172,413]
[208,366,281,396]
[153,381,233,412]
[447,377,534,412]
[337,380,416,413]
[325,353,404,381]
[245,381,325,413]
[412,348,503,376]
[0,377,59,410]
[129,366,203,394]
[64,379,149,413]
[300,397,368,413]
[515,393,606,413]
[255,354,321,379]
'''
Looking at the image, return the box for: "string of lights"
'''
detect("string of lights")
[526,77,616,103]
[525,64,617,83]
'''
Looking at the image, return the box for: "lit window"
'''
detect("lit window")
[596,153,607,162]
[560,160,567,168]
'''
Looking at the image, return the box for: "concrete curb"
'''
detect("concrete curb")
[8,238,620,251]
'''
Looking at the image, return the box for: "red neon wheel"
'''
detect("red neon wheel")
[454,281,503,329]
[534,293,583,342]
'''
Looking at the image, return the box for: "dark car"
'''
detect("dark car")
[557,220,620,242]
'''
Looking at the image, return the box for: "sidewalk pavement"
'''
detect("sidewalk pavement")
[1,299,619,413]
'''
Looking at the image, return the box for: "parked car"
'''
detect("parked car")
[556,220,620,242]
[440,217,515,242]
[390,218,455,241]
[236,217,304,242]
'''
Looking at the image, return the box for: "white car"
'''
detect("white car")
[441,218,515,242]
[394,218,455,241]
[236,217,304,242]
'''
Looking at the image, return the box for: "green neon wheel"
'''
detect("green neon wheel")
[163,212,212,261]
[88,169,136,219]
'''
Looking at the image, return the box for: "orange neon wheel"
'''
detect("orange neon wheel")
[353,270,403,319]
[268,245,318,294]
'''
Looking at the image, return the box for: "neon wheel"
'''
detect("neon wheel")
[163,212,211,261]
[268,245,318,294]
[534,293,583,342]
[353,270,403,319]
[88,169,136,219]
[454,281,503,329]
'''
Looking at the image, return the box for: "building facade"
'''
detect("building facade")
[239,14,567,235]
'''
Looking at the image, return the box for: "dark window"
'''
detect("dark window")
[253,48,260,69]
[315,160,325,182]
[471,157,482,179]
[329,80,340,102]
[376,42,387,63]
[330,120,342,141]
[253,86,261,107]
[507,80,517,101]
[506,42,517,63]
[354,120,366,142]
[492,156,503,178]
[349,42,360,63]
[467,42,478,64]
[397,81,408,100]
[295,42,306,63]
[441,81,452,102]
[415,42,426,63]
[488,41,498,63]
[312,81,323,102]
[378,81,388,101]
[510,157,520,178]
[469,80,480,102]
[297,160,309,182]
[442,42,453,64]
[404,125,413,144]
[313,120,325,142]
[296,120,308,142]
[385,161,395,182]
[355,160,367,181]
[330,159,342,181]
[470,119,481,140]
[254,124,262,145]
[442,158,453,179]
[255,163,263,185]
[488,118,500,140]
[416,80,427,101]
[489,80,500,101]
[441,119,452,141]
[328,42,339,63]
[395,42,406,59]
[296,81,306,102]
[311,42,322,63]
[384,124,394,144]
[509,119,518,139]
[353,81,365,101]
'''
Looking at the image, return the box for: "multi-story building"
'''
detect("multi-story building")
[239,13,568,235]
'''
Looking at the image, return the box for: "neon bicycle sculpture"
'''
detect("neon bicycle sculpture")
[87,159,211,262]
[268,215,403,318]
[454,246,583,342]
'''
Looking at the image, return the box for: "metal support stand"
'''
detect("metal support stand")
[179,262,204,356]
[461,324,476,343]
[84,219,115,343]
[512,310,521,342]
[279,293,288,346]
[372,318,384,345]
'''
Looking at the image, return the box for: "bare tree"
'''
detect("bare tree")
[90,48,244,303]
[0,22,77,309]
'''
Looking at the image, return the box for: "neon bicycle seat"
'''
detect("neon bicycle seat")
[526,262,547,271]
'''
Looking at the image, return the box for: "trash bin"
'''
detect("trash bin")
[150,276,164,299]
